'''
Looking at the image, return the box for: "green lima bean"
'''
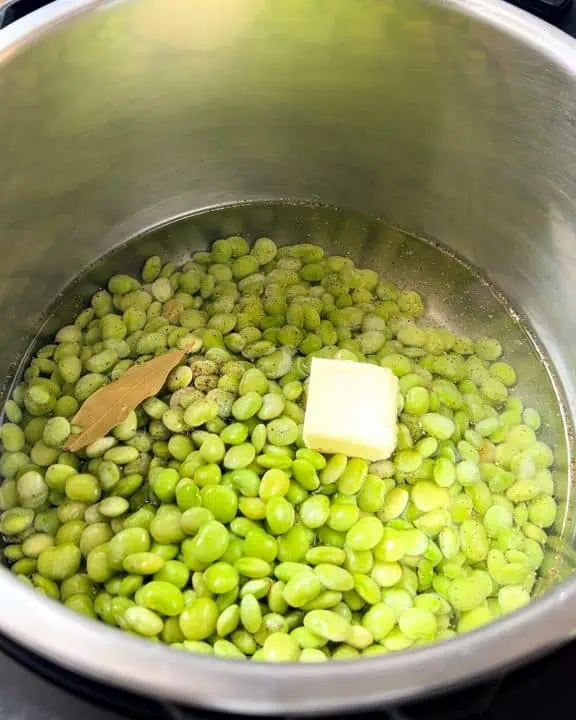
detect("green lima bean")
[0,236,557,663]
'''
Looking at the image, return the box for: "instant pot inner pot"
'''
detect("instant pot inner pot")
[5,202,572,598]
[1,0,576,697]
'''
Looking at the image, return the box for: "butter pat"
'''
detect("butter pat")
[303,357,399,462]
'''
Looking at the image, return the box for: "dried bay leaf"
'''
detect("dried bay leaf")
[65,344,194,451]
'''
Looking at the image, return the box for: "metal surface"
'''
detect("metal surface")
[0,0,576,714]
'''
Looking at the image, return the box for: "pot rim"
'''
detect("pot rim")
[1,0,576,714]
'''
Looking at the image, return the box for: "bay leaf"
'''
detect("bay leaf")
[65,345,194,451]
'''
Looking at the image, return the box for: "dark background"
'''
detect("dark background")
[562,0,576,30]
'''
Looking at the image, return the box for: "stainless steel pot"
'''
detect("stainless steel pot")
[0,0,575,714]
